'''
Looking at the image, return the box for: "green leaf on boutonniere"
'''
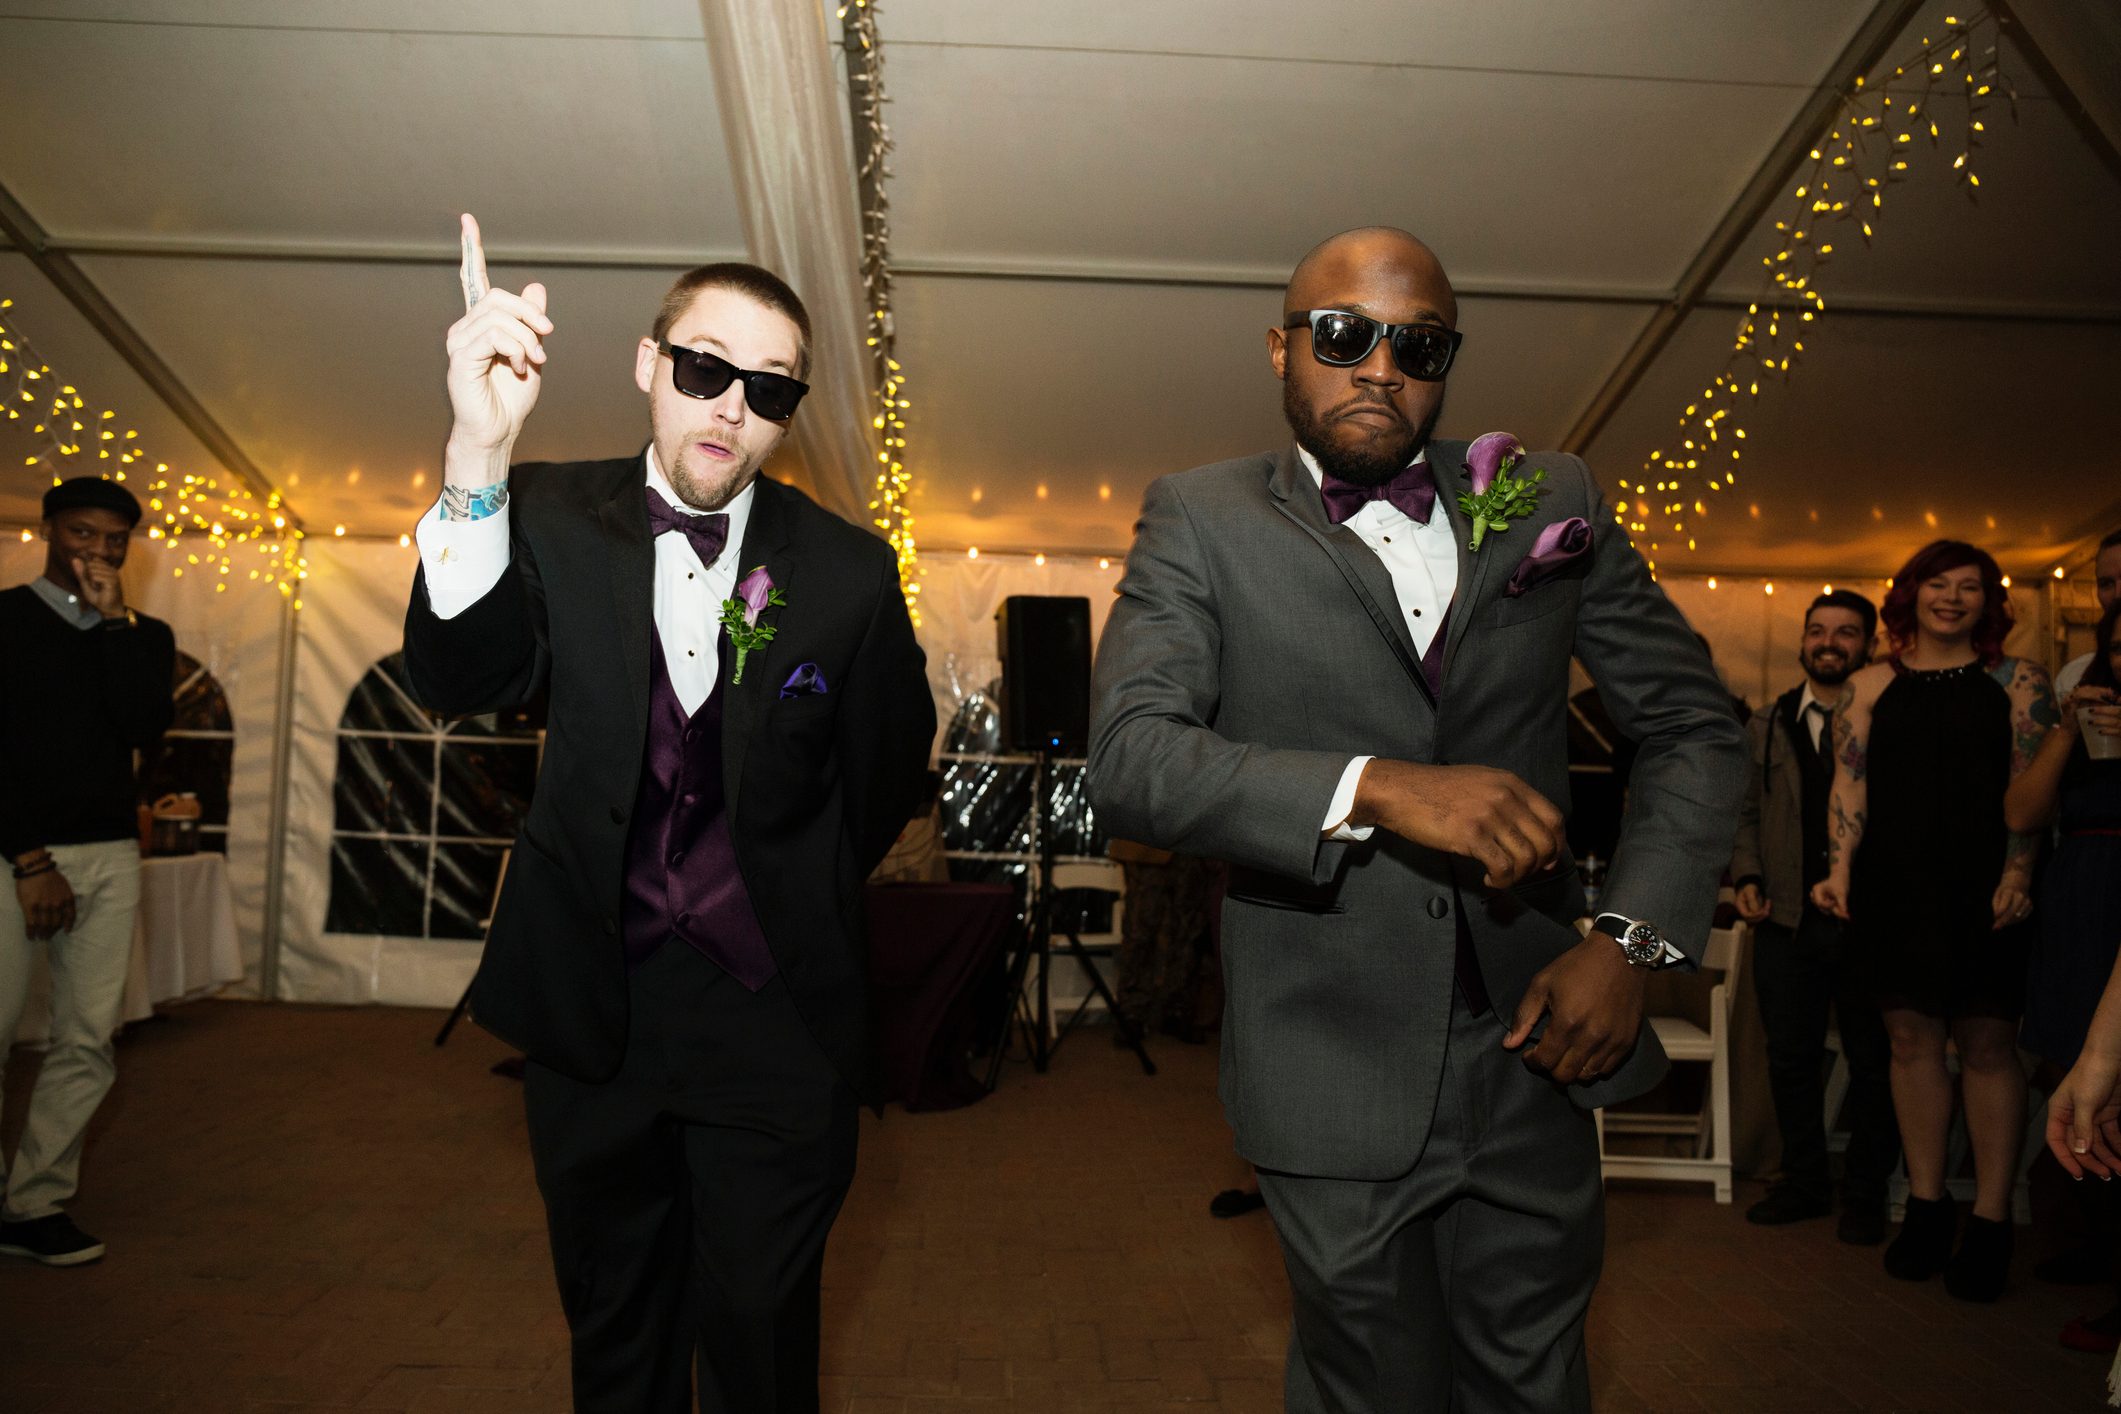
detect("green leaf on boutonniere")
[1457,431,1548,552]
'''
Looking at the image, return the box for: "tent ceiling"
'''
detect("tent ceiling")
[2,0,2115,578]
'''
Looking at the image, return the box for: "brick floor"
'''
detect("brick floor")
[0,1001,2110,1411]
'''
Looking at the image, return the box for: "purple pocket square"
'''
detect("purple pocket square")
[779,662,828,700]
[1503,518,1592,598]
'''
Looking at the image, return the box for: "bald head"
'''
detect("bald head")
[1285,227,1456,327]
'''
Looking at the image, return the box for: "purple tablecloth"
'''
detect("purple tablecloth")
[865,882,1016,1111]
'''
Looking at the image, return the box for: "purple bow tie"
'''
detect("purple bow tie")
[644,489,729,566]
[1319,462,1437,526]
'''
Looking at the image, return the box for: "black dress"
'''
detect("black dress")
[2022,738,2121,1068]
[1845,658,2034,1019]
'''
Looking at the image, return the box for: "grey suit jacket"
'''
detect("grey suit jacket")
[1086,441,1747,1180]
[1730,688,1821,930]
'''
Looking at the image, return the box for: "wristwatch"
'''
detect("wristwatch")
[99,607,139,631]
[1594,911,1682,969]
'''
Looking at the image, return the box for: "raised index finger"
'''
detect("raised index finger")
[459,212,490,312]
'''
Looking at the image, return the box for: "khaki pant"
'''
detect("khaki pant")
[0,839,141,1219]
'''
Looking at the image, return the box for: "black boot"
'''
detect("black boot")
[1944,1215,2014,1302]
[1884,1195,1958,1281]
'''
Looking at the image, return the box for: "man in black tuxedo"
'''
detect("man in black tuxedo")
[403,216,934,1412]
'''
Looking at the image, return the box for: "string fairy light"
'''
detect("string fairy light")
[840,0,922,623]
[1623,11,2011,574]
[0,298,307,601]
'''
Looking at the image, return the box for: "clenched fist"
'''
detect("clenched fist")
[1351,759,1565,888]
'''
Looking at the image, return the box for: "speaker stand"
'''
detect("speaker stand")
[983,751,1155,1086]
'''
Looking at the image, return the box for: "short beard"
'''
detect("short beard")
[1282,378,1441,487]
[652,412,761,513]
[1799,646,1864,687]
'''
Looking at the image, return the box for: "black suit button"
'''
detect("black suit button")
[602,919,616,936]
[1427,896,1449,920]
[669,850,685,868]
[609,806,625,824]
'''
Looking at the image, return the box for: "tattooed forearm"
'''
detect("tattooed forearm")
[2004,829,2039,871]
[1826,796,1866,874]
[1832,692,1866,780]
[2007,659,2060,777]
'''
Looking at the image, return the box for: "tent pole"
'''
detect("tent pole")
[1557,0,1929,457]
[258,586,301,1000]
[0,179,300,533]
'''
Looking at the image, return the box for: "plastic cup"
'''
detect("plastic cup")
[2084,712,2121,761]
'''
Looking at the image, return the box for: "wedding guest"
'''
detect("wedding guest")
[1813,540,2051,1302]
[1732,590,1899,1242]
[0,477,174,1267]
[2056,529,2121,698]
[2009,600,2121,1350]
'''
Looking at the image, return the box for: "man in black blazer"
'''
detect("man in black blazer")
[402,217,933,1412]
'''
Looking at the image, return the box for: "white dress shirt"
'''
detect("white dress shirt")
[414,449,754,716]
[1298,446,1461,840]
[1797,682,1832,752]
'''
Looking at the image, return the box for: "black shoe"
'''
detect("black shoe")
[1746,1186,1832,1226]
[2035,1249,2108,1285]
[1884,1195,1958,1281]
[1837,1199,1888,1246]
[1209,1188,1266,1219]
[0,1213,105,1267]
[1944,1215,2014,1303]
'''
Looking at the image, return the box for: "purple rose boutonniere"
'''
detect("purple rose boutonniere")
[1457,431,1547,553]
[719,566,786,686]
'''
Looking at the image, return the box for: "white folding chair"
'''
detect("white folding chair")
[1040,859,1126,1036]
[1595,922,1746,1203]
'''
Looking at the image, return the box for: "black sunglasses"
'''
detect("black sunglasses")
[1284,309,1463,382]
[655,340,810,421]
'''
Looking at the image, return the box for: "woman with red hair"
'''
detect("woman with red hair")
[1813,540,2055,1301]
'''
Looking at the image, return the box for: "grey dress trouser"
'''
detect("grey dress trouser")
[1258,989,1603,1414]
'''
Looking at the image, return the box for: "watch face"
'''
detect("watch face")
[1620,922,1663,963]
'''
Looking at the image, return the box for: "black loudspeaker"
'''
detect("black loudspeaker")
[997,595,1091,754]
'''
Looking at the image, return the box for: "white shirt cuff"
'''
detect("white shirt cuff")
[1323,756,1375,842]
[414,499,512,620]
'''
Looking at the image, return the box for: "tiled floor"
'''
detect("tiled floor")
[0,1000,2111,1412]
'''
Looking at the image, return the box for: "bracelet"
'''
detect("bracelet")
[441,481,510,522]
[12,859,56,881]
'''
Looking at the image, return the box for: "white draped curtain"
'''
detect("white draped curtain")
[698,0,881,526]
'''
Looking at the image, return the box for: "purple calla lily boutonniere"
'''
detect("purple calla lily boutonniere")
[719,566,786,686]
[1457,432,1548,552]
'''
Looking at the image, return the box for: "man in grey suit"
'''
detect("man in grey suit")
[1087,227,1747,1412]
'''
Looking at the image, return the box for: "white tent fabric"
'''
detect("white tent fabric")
[274,538,479,1008]
[700,0,883,525]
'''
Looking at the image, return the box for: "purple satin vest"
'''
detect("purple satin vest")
[618,632,777,989]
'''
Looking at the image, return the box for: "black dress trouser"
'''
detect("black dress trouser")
[1753,907,1899,1205]
[523,939,858,1414]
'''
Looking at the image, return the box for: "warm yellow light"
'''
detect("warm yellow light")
[398,533,412,548]
[1764,583,1776,596]
[1034,553,1046,567]
[1707,577,1718,590]
[2055,566,2067,579]
[333,525,346,537]
[966,547,979,560]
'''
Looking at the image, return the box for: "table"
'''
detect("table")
[12,852,244,1047]
[865,882,1017,1111]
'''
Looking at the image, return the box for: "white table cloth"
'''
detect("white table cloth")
[11,852,243,1047]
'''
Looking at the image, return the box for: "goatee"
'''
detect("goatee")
[1283,380,1442,487]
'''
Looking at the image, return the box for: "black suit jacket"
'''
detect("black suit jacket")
[402,456,935,1100]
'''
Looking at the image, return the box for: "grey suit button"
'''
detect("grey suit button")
[1427,896,1449,920]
